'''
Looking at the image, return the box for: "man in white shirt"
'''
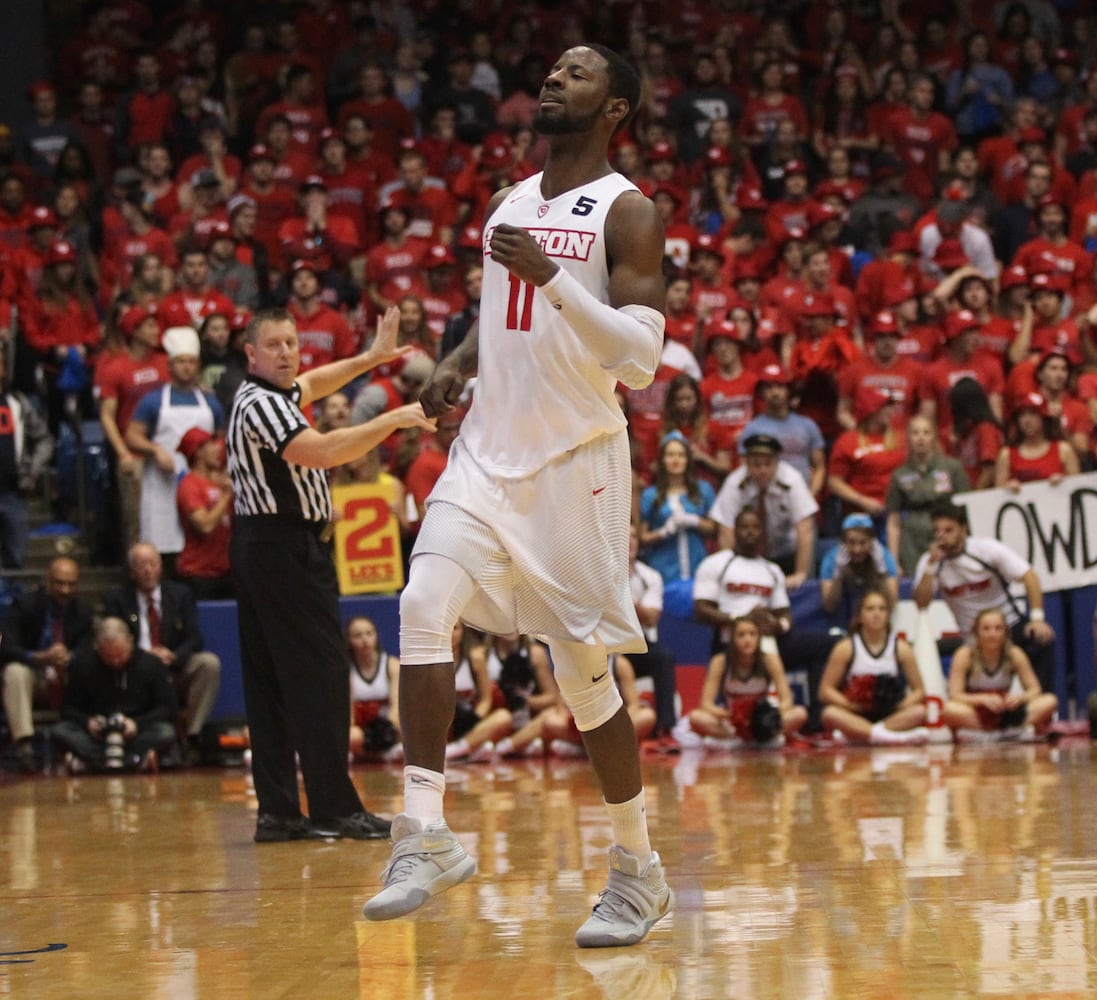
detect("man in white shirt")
[913,502,1056,691]
[710,433,818,588]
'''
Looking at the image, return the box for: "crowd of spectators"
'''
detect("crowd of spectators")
[1,0,1094,761]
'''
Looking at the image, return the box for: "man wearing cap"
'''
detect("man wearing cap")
[126,326,224,567]
[159,248,236,330]
[739,364,826,494]
[285,259,357,373]
[207,221,260,310]
[1008,271,1085,365]
[174,427,234,601]
[688,234,734,321]
[919,309,1005,443]
[837,310,922,431]
[277,174,360,273]
[711,433,819,588]
[102,540,222,765]
[417,244,468,322]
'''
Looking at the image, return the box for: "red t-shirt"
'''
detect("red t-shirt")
[287,302,357,372]
[700,369,758,453]
[94,351,170,433]
[828,429,906,506]
[176,471,232,578]
[838,356,923,425]
[881,108,957,205]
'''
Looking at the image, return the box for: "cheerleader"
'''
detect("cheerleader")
[688,616,806,748]
[941,607,1058,740]
[818,589,928,744]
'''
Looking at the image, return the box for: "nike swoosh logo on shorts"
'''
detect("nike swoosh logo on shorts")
[592,486,607,495]
[591,671,608,683]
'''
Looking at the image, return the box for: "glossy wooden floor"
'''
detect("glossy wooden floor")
[3,739,1097,1000]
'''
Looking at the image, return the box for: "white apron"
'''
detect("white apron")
[140,385,214,554]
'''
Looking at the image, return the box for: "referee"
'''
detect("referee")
[227,305,433,842]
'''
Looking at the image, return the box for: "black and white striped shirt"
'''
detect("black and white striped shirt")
[226,375,332,523]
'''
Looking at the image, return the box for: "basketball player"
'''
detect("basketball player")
[363,44,673,947]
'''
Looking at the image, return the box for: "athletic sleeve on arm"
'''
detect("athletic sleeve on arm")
[538,267,664,390]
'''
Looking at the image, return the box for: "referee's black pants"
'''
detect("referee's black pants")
[232,517,363,823]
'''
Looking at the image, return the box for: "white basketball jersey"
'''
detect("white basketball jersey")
[350,652,392,704]
[460,171,637,477]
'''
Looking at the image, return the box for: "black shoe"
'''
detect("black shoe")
[16,743,38,774]
[335,810,392,840]
[254,813,341,843]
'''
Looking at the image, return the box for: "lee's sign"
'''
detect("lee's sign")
[954,472,1097,592]
[332,482,404,595]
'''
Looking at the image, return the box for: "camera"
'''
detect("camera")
[103,713,127,770]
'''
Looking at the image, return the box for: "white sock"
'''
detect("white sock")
[605,789,652,864]
[404,765,445,825]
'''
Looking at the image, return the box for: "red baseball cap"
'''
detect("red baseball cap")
[853,384,894,422]
[118,303,160,337]
[944,309,981,339]
[178,427,215,462]
[1000,264,1028,290]
[43,239,76,265]
[933,238,968,271]
[704,145,732,169]
[757,363,791,385]
[646,141,678,163]
[424,244,457,269]
[691,233,726,261]
[704,317,742,344]
[869,310,900,337]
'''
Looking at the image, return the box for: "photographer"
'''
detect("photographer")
[52,617,177,773]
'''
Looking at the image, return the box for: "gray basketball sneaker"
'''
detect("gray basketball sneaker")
[362,814,476,920]
[575,846,673,948]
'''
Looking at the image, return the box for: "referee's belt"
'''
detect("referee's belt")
[239,514,334,543]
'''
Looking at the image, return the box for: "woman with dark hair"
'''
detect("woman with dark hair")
[812,64,878,169]
[945,31,1013,140]
[687,615,806,748]
[949,377,1005,489]
[994,391,1080,489]
[639,430,717,606]
[818,589,928,745]
[347,615,402,761]
[49,141,100,207]
[1016,34,1059,104]
[740,59,809,152]
[819,512,900,625]
[659,372,724,484]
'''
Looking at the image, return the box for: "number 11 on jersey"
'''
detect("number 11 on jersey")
[506,273,534,332]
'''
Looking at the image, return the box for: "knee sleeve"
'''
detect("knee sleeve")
[550,640,623,732]
[399,554,478,664]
